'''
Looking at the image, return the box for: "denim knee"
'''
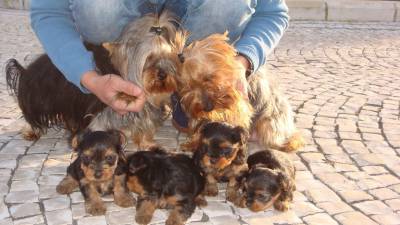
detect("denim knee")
[70,0,140,44]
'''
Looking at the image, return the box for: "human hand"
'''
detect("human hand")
[81,71,146,115]
[235,55,250,98]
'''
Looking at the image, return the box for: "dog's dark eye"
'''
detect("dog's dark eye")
[258,194,271,202]
[81,155,91,165]
[221,147,232,156]
[105,155,115,164]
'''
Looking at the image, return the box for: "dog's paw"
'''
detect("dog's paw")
[56,176,78,194]
[166,215,184,225]
[86,201,106,216]
[21,127,41,141]
[114,193,135,208]
[135,214,153,225]
[273,200,290,211]
[225,187,238,202]
[195,195,208,207]
[204,183,218,196]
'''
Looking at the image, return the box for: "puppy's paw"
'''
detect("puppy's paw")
[114,193,135,208]
[21,127,40,141]
[56,175,78,194]
[225,187,238,202]
[195,195,207,207]
[204,183,218,196]
[166,215,184,225]
[233,196,246,208]
[274,200,290,211]
[85,201,106,215]
[135,213,153,225]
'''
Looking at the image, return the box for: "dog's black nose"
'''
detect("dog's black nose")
[94,170,102,179]
[158,71,167,80]
[210,158,219,164]
[204,101,214,112]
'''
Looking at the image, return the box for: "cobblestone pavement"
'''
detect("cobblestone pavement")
[0,9,400,225]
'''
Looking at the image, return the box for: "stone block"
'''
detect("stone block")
[287,0,326,20]
[327,0,396,22]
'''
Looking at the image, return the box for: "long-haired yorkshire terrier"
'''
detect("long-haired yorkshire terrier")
[5,43,117,141]
[192,122,248,201]
[176,33,304,152]
[176,33,253,131]
[88,11,183,149]
[127,146,206,225]
[233,149,296,212]
[56,130,134,215]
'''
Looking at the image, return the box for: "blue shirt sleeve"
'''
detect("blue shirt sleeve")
[235,0,289,73]
[30,0,95,92]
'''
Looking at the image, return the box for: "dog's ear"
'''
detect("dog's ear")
[277,172,291,193]
[102,42,119,55]
[71,130,90,151]
[107,129,127,161]
[231,126,249,145]
[148,145,167,155]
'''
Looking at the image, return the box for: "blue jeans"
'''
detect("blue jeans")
[70,0,255,44]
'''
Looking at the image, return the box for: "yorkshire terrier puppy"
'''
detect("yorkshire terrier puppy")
[5,43,117,141]
[89,11,183,149]
[127,146,206,225]
[56,130,134,215]
[192,122,248,201]
[176,33,304,152]
[234,150,296,212]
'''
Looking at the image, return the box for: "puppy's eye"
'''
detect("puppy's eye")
[221,147,232,156]
[105,155,115,164]
[258,194,271,202]
[81,155,91,165]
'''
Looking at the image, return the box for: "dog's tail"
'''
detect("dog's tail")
[5,58,24,96]
[280,131,306,153]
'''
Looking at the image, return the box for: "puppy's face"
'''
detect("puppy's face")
[197,122,247,170]
[73,130,124,182]
[243,168,283,212]
[177,33,241,118]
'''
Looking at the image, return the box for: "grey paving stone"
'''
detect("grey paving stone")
[43,197,70,212]
[9,203,40,219]
[45,209,72,225]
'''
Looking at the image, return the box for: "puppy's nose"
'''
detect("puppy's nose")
[246,200,252,207]
[210,158,219,164]
[204,101,214,112]
[94,170,102,179]
[157,71,167,80]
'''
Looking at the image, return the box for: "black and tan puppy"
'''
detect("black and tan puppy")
[192,122,248,202]
[5,43,117,141]
[56,130,134,215]
[234,150,296,212]
[127,147,205,225]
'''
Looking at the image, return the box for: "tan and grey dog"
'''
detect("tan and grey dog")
[89,11,183,149]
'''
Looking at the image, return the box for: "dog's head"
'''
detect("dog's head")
[127,146,167,175]
[242,166,289,212]
[72,130,126,182]
[176,33,242,118]
[102,11,183,108]
[193,122,248,170]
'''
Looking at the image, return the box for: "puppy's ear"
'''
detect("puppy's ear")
[107,130,126,148]
[102,42,119,55]
[277,172,291,193]
[148,146,167,154]
[231,126,249,145]
[71,130,90,151]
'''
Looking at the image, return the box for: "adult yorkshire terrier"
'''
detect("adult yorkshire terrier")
[5,43,117,141]
[177,33,304,152]
[127,146,206,225]
[89,11,182,149]
[192,122,248,201]
[234,149,296,212]
[56,130,134,215]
